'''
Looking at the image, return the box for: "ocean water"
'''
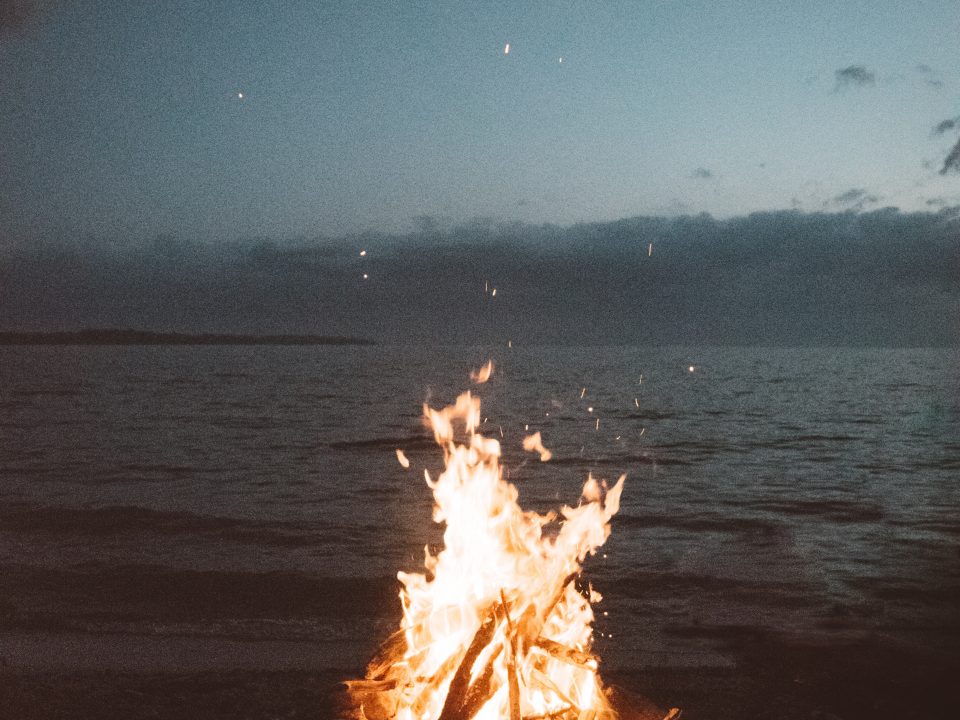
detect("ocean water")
[1,345,958,712]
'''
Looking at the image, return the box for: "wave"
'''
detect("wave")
[747,499,885,523]
[0,564,400,628]
[0,504,339,548]
[328,435,434,451]
[615,512,785,538]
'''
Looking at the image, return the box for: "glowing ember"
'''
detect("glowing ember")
[346,366,625,719]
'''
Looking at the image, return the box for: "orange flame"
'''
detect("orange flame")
[347,385,625,719]
[470,360,495,384]
[522,431,553,462]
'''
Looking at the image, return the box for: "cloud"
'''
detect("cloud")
[826,188,880,210]
[941,138,960,175]
[834,65,875,89]
[933,117,960,135]
[0,209,957,347]
[910,64,945,90]
[691,167,713,179]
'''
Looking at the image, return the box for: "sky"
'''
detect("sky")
[0,1,958,344]
[2,0,959,239]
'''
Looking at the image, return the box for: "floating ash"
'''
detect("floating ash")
[344,367,628,720]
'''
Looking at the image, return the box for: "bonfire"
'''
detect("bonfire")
[345,366,630,719]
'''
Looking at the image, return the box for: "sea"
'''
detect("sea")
[1,345,958,718]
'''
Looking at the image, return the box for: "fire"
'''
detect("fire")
[346,365,625,719]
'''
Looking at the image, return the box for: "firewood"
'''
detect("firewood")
[533,637,597,669]
[458,643,504,718]
[522,705,574,719]
[365,628,408,680]
[501,590,523,720]
[341,679,397,693]
[437,606,499,720]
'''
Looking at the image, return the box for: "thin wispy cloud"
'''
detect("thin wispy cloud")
[933,117,960,136]
[835,65,875,89]
[941,139,960,175]
[826,188,879,210]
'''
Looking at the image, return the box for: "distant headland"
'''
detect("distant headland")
[0,329,375,346]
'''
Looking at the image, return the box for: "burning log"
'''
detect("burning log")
[345,375,630,719]
[437,606,501,720]
[532,636,597,670]
[501,590,522,720]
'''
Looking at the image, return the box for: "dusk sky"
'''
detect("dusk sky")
[1,1,958,344]
[3,0,959,239]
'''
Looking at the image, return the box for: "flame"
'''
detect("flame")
[347,385,625,719]
[522,431,552,462]
[470,360,494,384]
[397,448,411,469]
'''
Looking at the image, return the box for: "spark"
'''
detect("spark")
[504,42,510,54]
[688,365,696,373]
[639,374,643,384]
[558,57,563,63]
[648,243,653,257]
[237,92,244,99]
[640,428,646,436]
[359,249,367,256]
[580,387,586,399]
[362,273,369,280]
[395,449,410,469]
[587,406,593,413]
[491,288,497,297]
[595,418,600,431]
[634,398,639,407]
[507,339,512,348]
